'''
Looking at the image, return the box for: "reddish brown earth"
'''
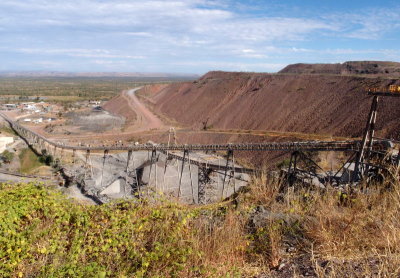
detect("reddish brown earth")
[102,92,137,125]
[279,61,400,77]
[103,88,167,133]
[139,83,170,100]
[124,88,166,132]
[99,62,400,167]
[143,69,400,140]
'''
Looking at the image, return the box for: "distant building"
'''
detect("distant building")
[4,104,17,110]
[33,118,43,124]
[22,103,37,111]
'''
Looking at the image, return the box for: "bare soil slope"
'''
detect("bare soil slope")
[279,61,400,77]
[147,70,400,139]
[102,93,136,124]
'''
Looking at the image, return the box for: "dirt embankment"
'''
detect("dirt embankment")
[102,93,137,124]
[146,71,400,140]
[139,84,170,100]
[279,61,400,77]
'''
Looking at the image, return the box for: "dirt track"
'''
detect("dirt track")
[122,88,166,132]
[42,88,168,142]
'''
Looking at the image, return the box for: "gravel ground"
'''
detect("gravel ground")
[65,109,125,132]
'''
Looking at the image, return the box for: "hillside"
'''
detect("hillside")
[279,61,400,77]
[143,68,400,140]
[102,93,136,124]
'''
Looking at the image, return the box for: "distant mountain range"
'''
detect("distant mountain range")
[0,71,199,79]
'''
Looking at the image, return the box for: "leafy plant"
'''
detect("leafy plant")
[1,175,400,277]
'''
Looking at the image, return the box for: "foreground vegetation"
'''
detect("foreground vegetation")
[0,77,183,104]
[1,176,400,277]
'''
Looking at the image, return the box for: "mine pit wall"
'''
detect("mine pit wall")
[63,150,250,204]
[146,72,400,140]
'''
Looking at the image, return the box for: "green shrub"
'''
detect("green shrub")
[0,183,238,277]
[1,150,14,163]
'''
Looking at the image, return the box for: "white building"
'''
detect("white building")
[4,104,17,110]
[33,118,43,124]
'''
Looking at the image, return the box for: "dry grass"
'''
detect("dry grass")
[1,169,400,277]
[190,210,248,274]
[237,169,400,277]
[18,148,45,174]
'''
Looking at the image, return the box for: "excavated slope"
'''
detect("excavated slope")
[102,93,136,123]
[147,71,400,139]
[279,61,400,77]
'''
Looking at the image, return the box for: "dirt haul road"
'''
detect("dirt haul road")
[45,87,168,142]
[122,88,166,132]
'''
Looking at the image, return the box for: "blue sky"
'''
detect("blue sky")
[0,0,399,74]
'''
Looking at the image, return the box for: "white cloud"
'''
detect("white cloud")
[92,60,128,65]
[233,49,267,59]
[325,7,400,40]
[0,0,333,43]
[0,0,399,72]
[172,61,286,72]
[14,48,145,59]
[297,48,400,57]
[121,32,153,37]
[33,61,62,68]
